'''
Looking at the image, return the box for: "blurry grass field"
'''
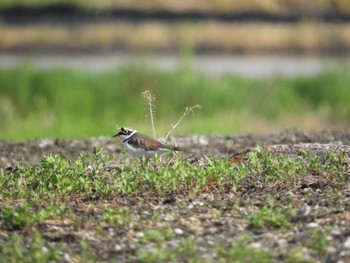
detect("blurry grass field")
[0,63,349,141]
[2,22,350,54]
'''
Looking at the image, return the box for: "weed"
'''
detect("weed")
[0,203,65,230]
[70,240,97,263]
[141,90,157,139]
[141,89,201,143]
[215,235,273,263]
[0,233,61,263]
[247,203,294,229]
[139,229,174,245]
[163,104,202,143]
[285,247,313,263]
[138,237,199,263]
[306,228,331,255]
[102,206,131,225]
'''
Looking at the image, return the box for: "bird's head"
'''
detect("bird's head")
[113,127,136,140]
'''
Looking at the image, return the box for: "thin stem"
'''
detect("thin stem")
[141,90,157,139]
[164,104,202,143]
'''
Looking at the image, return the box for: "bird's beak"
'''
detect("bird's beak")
[113,132,120,137]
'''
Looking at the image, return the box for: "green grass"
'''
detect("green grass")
[138,237,199,263]
[0,203,65,230]
[215,236,274,263]
[247,203,294,229]
[0,150,348,262]
[0,233,62,263]
[0,64,350,140]
[306,227,331,255]
[0,147,347,201]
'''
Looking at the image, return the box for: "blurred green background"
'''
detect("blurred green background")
[1,64,349,140]
[0,0,350,140]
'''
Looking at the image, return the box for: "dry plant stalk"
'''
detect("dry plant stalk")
[141,90,157,139]
[164,104,202,143]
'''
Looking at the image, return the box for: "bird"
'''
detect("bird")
[113,127,181,158]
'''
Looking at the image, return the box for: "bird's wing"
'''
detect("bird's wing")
[127,133,171,151]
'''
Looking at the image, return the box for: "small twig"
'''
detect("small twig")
[141,90,157,139]
[164,104,202,143]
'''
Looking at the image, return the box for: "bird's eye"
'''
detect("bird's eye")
[123,130,128,134]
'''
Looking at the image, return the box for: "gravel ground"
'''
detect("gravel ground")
[1,130,350,262]
[2,129,350,168]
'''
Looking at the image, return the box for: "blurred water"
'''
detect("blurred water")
[0,53,349,78]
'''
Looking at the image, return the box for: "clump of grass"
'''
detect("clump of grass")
[284,247,313,263]
[215,236,273,263]
[247,147,349,186]
[139,229,174,245]
[102,206,131,225]
[306,227,331,255]
[138,237,198,263]
[247,203,294,229]
[0,233,61,263]
[0,203,66,230]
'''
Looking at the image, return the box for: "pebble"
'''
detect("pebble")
[343,236,350,249]
[114,244,122,251]
[136,232,144,238]
[326,246,336,253]
[174,228,184,235]
[38,139,53,148]
[64,253,70,262]
[330,229,341,236]
[298,203,311,216]
[306,222,319,228]
[277,239,287,246]
[250,242,262,249]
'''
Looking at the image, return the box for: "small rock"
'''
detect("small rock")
[277,239,287,246]
[164,214,175,222]
[326,246,336,253]
[306,222,319,228]
[297,203,311,217]
[174,228,184,235]
[64,253,70,262]
[250,242,262,249]
[38,139,53,148]
[114,244,122,251]
[343,236,350,249]
[340,250,350,257]
[330,229,341,236]
[136,232,144,238]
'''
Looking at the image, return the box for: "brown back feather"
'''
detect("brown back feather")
[127,133,181,151]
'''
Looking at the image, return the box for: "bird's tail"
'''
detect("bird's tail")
[171,145,182,151]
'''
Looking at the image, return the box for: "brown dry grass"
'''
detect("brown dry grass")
[1,21,350,54]
[6,0,349,13]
